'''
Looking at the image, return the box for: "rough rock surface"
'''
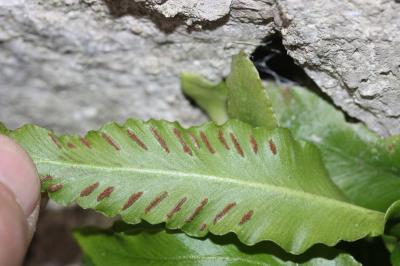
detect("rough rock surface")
[0,0,274,135]
[277,0,400,136]
[1,0,399,137]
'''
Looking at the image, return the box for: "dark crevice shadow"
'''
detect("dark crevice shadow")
[103,0,184,33]
[102,0,230,34]
[337,238,391,266]
[251,33,322,95]
[251,33,360,123]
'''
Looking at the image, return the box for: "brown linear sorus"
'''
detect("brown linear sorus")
[40,175,53,183]
[145,191,168,214]
[48,184,63,193]
[166,197,187,219]
[213,202,236,224]
[48,132,62,149]
[268,139,277,155]
[122,192,144,211]
[173,128,193,156]
[199,223,207,231]
[230,133,244,157]
[67,142,76,149]
[97,186,114,202]
[249,135,258,154]
[185,198,208,222]
[218,130,230,150]
[189,133,200,149]
[151,127,170,153]
[80,182,100,197]
[80,137,92,148]
[101,132,120,151]
[200,131,215,154]
[239,210,254,225]
[127,129,148,150]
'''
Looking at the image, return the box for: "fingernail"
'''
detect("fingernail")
[0,135,41,217]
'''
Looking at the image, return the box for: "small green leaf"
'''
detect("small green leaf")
[74,222,361,266]
[383,235,398,253]
[4,119,386,254]
[226,51,278,130]
[181,73,228,125]
[82,254,96,266]
[0,122,10,135]
[386,200,400,242]
[389,224,400,239]
[392,243,400,266]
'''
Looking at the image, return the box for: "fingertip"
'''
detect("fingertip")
[0,183,29,266]
[0,134,40,218]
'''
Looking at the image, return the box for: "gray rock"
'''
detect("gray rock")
[154,0,233,22]
[0,0,273,135]
[277,0,400,136]
[1,0,399,137]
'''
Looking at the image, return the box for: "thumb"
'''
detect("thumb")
[0,135,41,266]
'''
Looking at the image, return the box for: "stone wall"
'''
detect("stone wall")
[1,0,399,136]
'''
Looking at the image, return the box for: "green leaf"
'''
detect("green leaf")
[392,243,400,266]
[181,73,228,125]
[74,222,361,266]
[226,51,278,130]
[5,119,385,254]
[383,235,398,253]
[0,122,10,135]
[180,71,400,212]
[267,84,400,212]
[386,200,400,241]
[389,224,400,239]
[82,254,96,266]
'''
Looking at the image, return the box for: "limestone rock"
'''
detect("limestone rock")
[155,0,233,22]
[276,0,400,136]
[1,0,399,137]
[0,0,274,134]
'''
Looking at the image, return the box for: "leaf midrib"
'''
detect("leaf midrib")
[35,157,383,216]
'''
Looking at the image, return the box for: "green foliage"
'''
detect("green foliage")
[392,244,400,266]
[75,222,361,266]
[226,51,278,130]
[0,123,9,135]
[389,223,400,239]
[3,119,387,254]
[268,86,400,212]
[181,73,228,125]
[182,53,400,212]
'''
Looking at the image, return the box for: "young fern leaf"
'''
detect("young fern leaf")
[392,243,400,266]
[0,123,9,135]
[181,73,228,125]
[2,119,385,254]
[226,51,278,130]
[74,222,361,266]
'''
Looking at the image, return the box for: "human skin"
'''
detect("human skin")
[0,135,40,266]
